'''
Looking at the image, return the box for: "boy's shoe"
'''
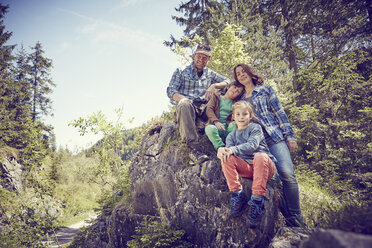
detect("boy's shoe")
[229,190,248,218]
[189,148,209,165]
[247,197,265,227]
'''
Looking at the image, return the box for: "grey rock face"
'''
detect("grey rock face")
[0,153,23,192]
[269,227,312,248]
[107,122,280,247]
[299,229,372,248]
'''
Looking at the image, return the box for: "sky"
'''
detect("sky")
[2,0,186,152]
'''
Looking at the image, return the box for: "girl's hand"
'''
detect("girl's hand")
[287,140,298,152]
[222,148,233,162]
[217,147,233,162]
[217,147,225,160]
[215,122,226,131]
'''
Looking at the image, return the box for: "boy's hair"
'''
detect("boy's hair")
[220,81,244,98]
[232,101,258,122]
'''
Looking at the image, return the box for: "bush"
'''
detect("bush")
[297,167,372,234]
[127,216,193,248]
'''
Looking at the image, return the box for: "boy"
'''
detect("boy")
[204,82,243,150]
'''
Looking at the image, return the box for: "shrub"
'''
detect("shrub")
[127,216,193,248]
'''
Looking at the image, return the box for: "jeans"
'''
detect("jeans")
[265,136,302,217]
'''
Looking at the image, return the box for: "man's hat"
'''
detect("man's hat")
[194,44,212,57]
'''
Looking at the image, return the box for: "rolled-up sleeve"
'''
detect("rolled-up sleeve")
[167,68,182,104]
[268,87,295,141]
[211,70,230,85]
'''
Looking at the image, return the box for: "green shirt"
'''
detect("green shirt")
[218,96,233,124]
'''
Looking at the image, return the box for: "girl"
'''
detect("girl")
[233,63,304,227]
[204,82,244,150]
[217,101,276,227]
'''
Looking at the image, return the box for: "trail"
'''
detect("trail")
[42,215,96,248]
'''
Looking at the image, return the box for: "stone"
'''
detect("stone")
[0,153,23,192]
[300,229,372,248]
[100,122,281,247]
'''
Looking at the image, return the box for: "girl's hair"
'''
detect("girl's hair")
[232,101,258,122]
[220,81,244,99]
[233,64,264,86]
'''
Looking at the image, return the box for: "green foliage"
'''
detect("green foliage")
[69,108,141,216]
[292,52,371,190]
[0,5,55,171]
[50,150,100,226]
[127,216,193,248]
[70,109,130,188]
[297,167,372,234]
[0,187,60,247]
[207,24,251,78]
[68,226,90,248]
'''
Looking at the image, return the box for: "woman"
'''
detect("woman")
[233,63,304,227]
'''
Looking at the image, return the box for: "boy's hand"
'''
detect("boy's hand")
[204,84,216,101]
[215,122,225,131]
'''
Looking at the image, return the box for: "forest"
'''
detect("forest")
[0,0,371,247]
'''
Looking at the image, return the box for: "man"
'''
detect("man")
[167,44,230,164]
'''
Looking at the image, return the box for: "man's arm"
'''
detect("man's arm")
[167,68,188,104]
[205,80,229,100]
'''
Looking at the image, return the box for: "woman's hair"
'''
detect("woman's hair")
[232,101,258,122]
[233,64,264,86]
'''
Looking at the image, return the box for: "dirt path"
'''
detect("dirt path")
[42,215,96,248]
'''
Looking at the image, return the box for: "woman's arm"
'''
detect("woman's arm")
[267,86,296,141]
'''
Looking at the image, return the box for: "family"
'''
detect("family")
[166,44,304,228]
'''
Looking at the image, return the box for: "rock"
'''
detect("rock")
[299,229,372,248]
[0,152,23,192]
[269,227,313,248]
[100,122,281,247]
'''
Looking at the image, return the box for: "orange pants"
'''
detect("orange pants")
[221,153,275,196]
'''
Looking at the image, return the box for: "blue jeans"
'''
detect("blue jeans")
[265,136,302,218]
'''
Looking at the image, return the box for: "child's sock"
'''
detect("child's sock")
[251,194,264,203]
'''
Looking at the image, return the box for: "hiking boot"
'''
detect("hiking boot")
[247,197,265,227]
[285,214,306,228]
[189,148,209,165]
[229,190,248,218]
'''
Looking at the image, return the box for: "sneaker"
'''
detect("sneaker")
[229,190,248,218]
[189,148,209,165]
[247,197,265,227]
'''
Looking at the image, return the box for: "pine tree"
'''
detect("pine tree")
[27,41,55,122]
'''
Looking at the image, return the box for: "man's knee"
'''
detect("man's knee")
[177,100,194,112]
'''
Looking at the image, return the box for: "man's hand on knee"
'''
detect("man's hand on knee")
[178,98,192,105]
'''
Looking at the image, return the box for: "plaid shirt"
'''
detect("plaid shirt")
[167,64,230,105]
[240,85,296,143]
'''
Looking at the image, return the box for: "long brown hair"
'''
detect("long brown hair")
[233,64,264,86]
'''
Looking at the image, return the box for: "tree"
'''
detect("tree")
[165,0,227,47]
[27,41,55,122]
